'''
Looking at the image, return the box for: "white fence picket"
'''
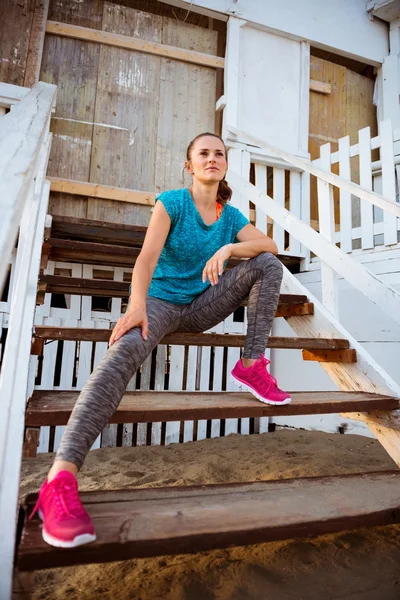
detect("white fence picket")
[136,353,152,446]
[359,127,374,250]
[53,318,78,452]
[338,135,353,253]
[225,347,240,435]
[183,345,197,442]
[198,346,211,441]
[165,345,184,445]
[289,171,302,255]
[380,119,398,246]
[37,317,61,453]
[272,168,285,253]
[317,144,339,317]
[151,344,166,446]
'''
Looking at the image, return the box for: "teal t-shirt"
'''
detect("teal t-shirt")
[147,188,250,305]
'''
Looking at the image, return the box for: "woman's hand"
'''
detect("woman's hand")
[202,244,232,286]
[109,304,149,346]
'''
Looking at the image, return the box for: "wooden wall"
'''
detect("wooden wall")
[0,0,37,86]
[40,0,220,224]
[309,55,377,226]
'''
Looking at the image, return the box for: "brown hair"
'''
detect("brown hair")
[186,132,232,206]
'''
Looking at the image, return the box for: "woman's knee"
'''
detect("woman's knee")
[253,252,283,277]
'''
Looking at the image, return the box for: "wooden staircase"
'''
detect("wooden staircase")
[14,213,400,592]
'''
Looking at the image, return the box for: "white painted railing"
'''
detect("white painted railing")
[226,126,400,324]
[312,119,400,252]
[0,81,56,600]
[227,146,310,261]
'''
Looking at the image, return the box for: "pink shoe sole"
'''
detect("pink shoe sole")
[230,374,292,406]
[38,509,97,548]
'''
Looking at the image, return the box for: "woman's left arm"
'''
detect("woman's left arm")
[202,224,278,285]
[230,224,278,257]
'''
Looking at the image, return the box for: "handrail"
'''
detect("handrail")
[227,170,400,327]
[227,126,400,219]
[0,82,56,293]
[0,81,56,600]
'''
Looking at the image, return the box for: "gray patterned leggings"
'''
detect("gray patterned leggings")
[56,252,283,468]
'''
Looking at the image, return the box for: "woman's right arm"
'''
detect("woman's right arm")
[109,201,171,345]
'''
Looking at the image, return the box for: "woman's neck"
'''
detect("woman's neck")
[189,180,219,211]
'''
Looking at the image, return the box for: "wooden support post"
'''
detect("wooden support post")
[12,572,34,600]
[36,280,47,305]
[281,267,400,467]
[24,0,50,88]
[23,428,41,459]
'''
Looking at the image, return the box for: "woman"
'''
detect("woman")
[31,133,290,548]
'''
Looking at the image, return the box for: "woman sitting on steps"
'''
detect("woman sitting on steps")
[31,132,291,548]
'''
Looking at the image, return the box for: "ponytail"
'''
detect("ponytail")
[217,178,232,206]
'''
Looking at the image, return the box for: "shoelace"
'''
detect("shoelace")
[252,355,279,392]
[30,479,85,520]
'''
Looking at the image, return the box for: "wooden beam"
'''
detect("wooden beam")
[17,471,400,571]
[24,0,50,88]
[45,21,225,69]
[280,267,400,467]
[302,349,357,363]
[48,177,155,206]
[309,79,331,95]
[25,390,399,427]
[32,326,350,350]
[37,274,308,300]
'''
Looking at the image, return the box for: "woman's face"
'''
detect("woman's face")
[186,136,227,184]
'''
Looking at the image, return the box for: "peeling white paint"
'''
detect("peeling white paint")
[56,134,92,145]
[51,116,135,145]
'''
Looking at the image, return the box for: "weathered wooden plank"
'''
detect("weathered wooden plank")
[155,16,217,192]
[48,0,103,30]
[48,177,155,205]
[309,80,331,95]
[45,20,224,68]
[87,4,162,226]
[0,0,36,86]
[40,30,100,219]
[302,349,357,363]
[18,471,400,571]
[37,272,307,302]
[45,237,301,268]
[26,390,398,426]
[33,326,349,350]
[24,0,50,88]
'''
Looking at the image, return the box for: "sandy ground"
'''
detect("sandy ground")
[20,430,400,600]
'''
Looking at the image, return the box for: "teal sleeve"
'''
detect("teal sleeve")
[155,191,178,226]
[233,207,250,239]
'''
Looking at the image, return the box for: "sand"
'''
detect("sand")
[20,430,400,600]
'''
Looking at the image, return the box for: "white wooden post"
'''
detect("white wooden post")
[272,168,285,253]
[380,119,398,246]
[0,169,52,598]
[289,171,302,255]
[222,16,244,138]
[300,170,311,270]
[358,127,374,249]
[317,144,339,317]
[338,135,353,253]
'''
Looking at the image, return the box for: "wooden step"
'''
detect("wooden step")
[33,327,350,350]
[45,215,303,268]
[25,390,399,426]
[38,274,310,309]
[17,471,400,572]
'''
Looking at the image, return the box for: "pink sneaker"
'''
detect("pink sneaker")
[30,471,96,548]
[231,355,291,405]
